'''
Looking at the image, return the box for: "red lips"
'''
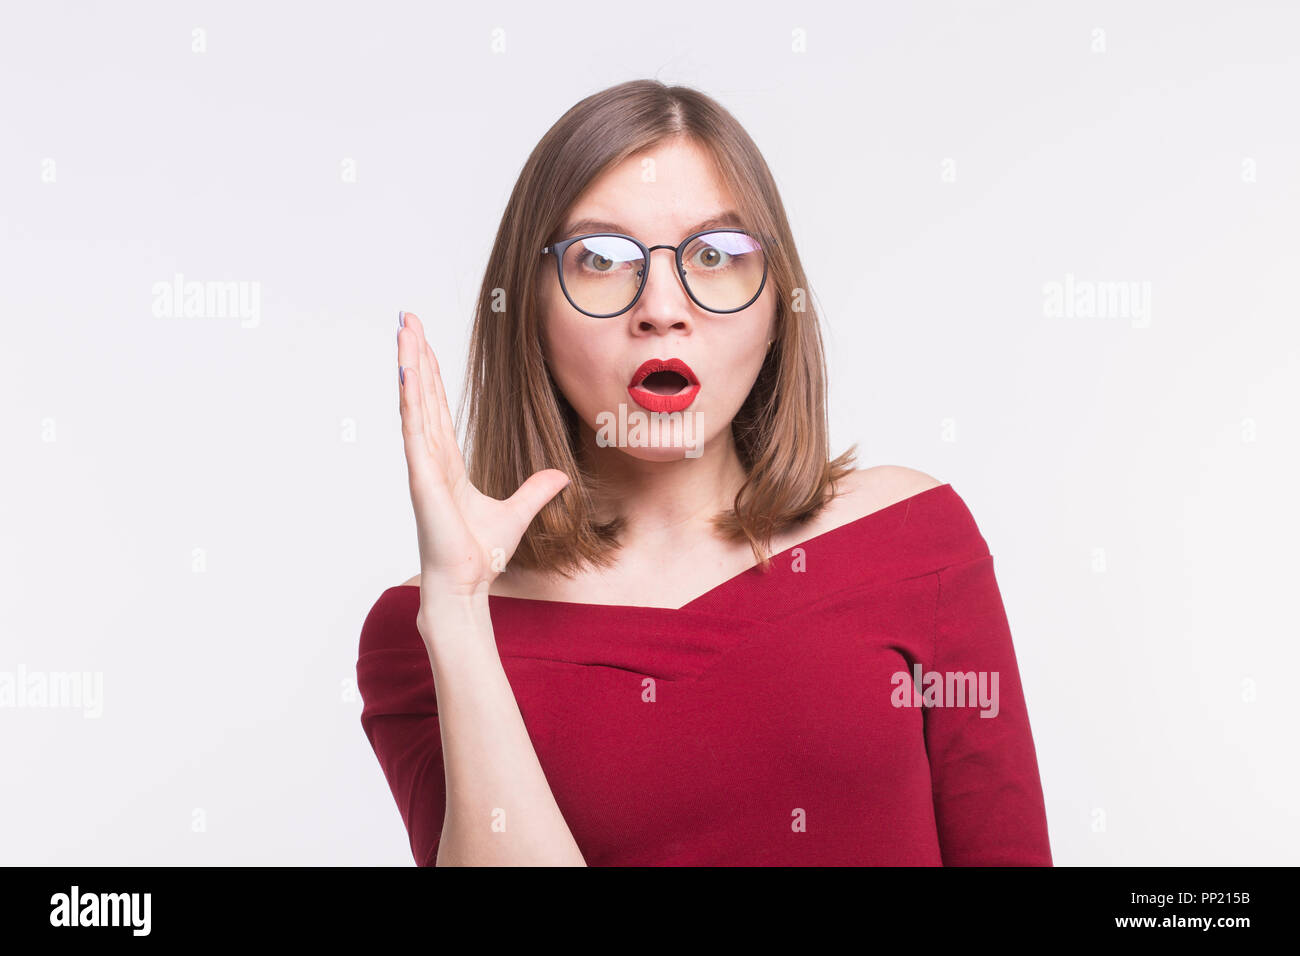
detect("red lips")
[628,357,701,413]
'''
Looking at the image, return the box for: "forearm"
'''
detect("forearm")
[419,593,587,866]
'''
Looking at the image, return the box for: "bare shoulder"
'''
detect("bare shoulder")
[769,465,942,552]
[853,464,944,500]
[399,574,420,588]
[830,465,944,522]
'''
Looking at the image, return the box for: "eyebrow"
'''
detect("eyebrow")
[559,211,748,240]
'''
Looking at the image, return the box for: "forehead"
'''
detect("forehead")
[561,137,741,240]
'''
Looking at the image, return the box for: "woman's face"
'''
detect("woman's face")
[540,136,777,462]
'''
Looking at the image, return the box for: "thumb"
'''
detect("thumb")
[506,469,571,529]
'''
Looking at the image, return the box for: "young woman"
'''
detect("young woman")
[357,80,1052,866]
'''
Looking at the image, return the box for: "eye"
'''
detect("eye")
[569,235,641,276]
[684,231,758,271]
[691,245,728,269]
[576,250,627,274]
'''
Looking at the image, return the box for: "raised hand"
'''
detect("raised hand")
[396,310,570,606]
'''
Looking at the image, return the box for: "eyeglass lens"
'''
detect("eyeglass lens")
[560,231,764,316]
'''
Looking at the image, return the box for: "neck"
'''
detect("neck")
[577,423,748,548]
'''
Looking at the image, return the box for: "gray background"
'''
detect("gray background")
[2,0,1296,864]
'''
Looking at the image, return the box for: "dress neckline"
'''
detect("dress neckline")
[400,483,952,613]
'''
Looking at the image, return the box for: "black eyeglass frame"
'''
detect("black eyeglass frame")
[540,228,771,319]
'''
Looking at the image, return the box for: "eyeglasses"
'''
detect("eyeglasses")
[541,229,769,318]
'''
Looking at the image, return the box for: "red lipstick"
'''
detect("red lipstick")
[628,357,701,413]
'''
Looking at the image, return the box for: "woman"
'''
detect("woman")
[357,79,1052,866]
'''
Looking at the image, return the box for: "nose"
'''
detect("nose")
[629,247,693,335]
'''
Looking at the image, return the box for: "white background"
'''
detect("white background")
[2,1,1296,865]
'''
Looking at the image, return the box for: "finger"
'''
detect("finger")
[400,312,442,461]
[422,338,456,444]
[400,361,465,573]
[505,469,570,532]
[402,312,455,450]
[413,322,441,453]
[397,310,411,383]
[397,316,419,446]
[398,358,442,493]
[408,319,454,442]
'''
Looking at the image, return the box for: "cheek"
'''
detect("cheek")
[731,292,777,369]
[755,283,778,344]
[542,307,612,416]
[541,280,579,367]
[707,298,776,410]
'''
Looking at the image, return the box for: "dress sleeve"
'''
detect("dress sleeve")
[924,554,1053,865]
[356,589,446,866]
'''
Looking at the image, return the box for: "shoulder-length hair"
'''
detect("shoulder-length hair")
[461,79,856,576]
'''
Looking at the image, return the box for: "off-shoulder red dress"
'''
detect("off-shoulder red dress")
[356,483,1052,866]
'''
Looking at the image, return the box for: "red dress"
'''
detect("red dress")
[356,483,1053,866]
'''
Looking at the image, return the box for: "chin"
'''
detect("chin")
[586,398,717,462]
[616,443,706,463]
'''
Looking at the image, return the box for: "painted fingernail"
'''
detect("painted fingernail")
[399,365,405,386]
[397,310,405,328]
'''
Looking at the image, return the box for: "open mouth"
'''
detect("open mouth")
[628,358,701,412]
[638,370,690,395]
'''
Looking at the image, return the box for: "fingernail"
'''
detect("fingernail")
[397,310,405,328]
[399,365,405,386]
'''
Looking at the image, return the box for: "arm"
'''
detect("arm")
[420,591,585,866]
[373,309,582,866]
[925,555,1053,865]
